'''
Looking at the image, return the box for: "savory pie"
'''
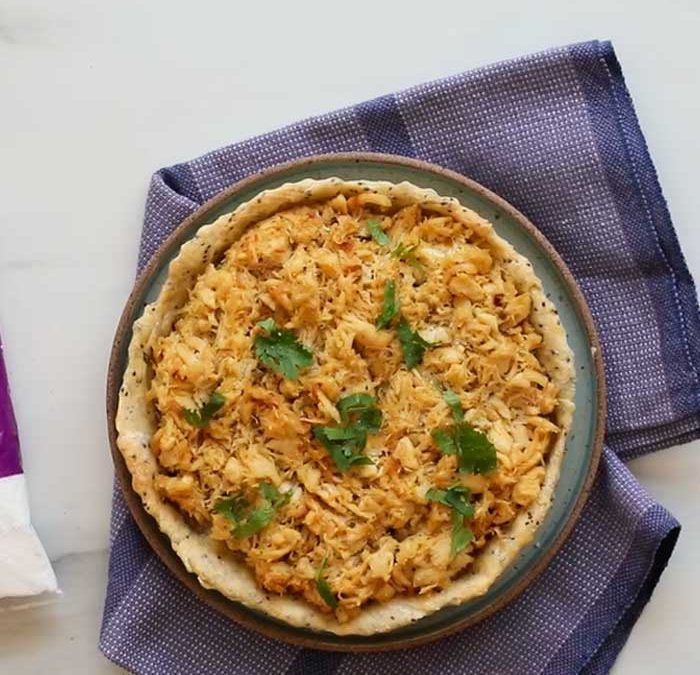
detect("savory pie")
[116,178,574,635]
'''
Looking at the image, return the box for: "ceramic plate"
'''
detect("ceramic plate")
[107,153,605,651]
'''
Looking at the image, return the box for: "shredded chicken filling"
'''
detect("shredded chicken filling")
[149,194,561,622]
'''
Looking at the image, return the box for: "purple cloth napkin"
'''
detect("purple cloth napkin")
[100,40,700,674]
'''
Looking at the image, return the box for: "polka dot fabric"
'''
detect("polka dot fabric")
[101,40,698,674]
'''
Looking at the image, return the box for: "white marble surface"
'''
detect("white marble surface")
[1,0,699,672]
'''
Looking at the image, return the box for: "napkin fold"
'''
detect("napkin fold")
[100,40,700,674]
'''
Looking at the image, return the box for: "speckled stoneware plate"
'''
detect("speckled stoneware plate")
[107,153,605,651]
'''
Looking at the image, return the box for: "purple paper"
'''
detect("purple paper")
[0,335,22,479]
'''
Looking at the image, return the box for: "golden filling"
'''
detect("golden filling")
[148,192,560,622]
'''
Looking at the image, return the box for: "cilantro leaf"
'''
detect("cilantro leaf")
[426,484,475,556]
[183,391,226,428]
[213,494,248,523]
[450,511,474,557]
[233,501,276,538]
[432,428,458,455]
[445,487,475,518]
[391,243,424,271]
[258,317,276,332]
[425,487,448,504]
[313,426,374,472]
[336,393,376,422]
[366,220,391,246]
[254,319,313,380]
[354,406,382,433]
[425,483,474,518]
[318,426,367,442]
[396,316,433,368]
[312,393,382,471]
[443,388,464,422]
[259,482,292,509]
[431,422,497,474]
[215,482,291,539]
[426,484,474,518]
[376,279,399,329]
[336,393,382,432]
[316,558,339,609]
[453,424,497,474]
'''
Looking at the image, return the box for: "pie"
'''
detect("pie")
[116,178,574,635]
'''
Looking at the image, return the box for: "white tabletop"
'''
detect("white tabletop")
[1,0,699,672]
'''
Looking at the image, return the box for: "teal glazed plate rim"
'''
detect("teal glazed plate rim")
[106,153,606,651]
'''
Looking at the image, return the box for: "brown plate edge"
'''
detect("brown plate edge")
[105,151,607,652]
